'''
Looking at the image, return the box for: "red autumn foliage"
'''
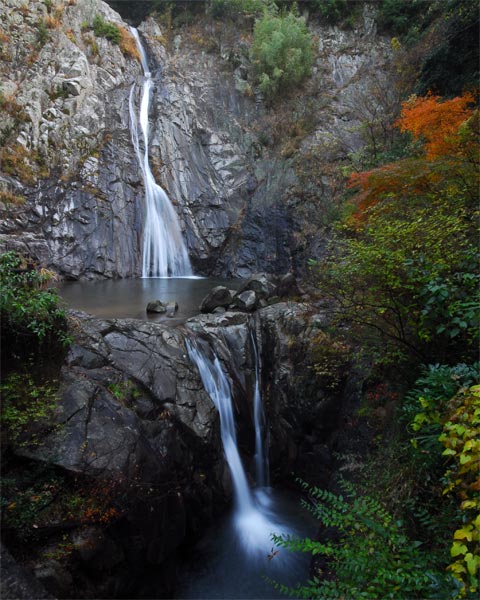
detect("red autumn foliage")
[396,91,476,159]
[347,91,478,223]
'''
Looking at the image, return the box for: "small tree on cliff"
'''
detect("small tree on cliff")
[251,9,314,100]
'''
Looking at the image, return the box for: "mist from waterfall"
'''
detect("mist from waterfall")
[129,27,192,278]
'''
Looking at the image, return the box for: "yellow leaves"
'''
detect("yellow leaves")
[454,526,474,542]
[451,541,468,557]
[440,385,480,595]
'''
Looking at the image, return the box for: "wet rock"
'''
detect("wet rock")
[199,286,235,313]
[166,301,178,317]
[231,289,257,312]
[146,300,167,313]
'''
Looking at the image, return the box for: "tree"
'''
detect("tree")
[312,93,479,364]
[251,9,314,100]
[396,91,477,159]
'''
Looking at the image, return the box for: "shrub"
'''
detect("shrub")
[0,373,59,447]
[36,20,50,47]
[209,0,266,20]
[118,26,141,61]
[92,14,121,45]
[309,0,351,24]
[271,480,457,599]
[251,10,314,100]
[0,251,71,359]
[0,189,25,205]
[439,385,480,596]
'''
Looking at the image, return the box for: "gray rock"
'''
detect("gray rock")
[277,272,301,298]
[231,289,257,312]
[199,286,235,313]
[238,273,277,300]
[146,300,167,313]
[166,301,178,317]
[1,544,54,600]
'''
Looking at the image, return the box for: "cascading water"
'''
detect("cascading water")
[129,28,192,278]
[250,326,269,488]
[186,337,291,557]
[181,336,313,598]
[186,338,255,515]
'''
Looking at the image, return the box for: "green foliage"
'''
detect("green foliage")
[36,20,50,47]
[1,466,123,543]
[251,10,314,100]
[315,202,479,364]
[416,0,479,97]
[310,330,350,391]
[272,479,457,599]
[403,363,479,433]
[92,14,121,45]
[309,0,353,25]
[0,251,71,358]
[377,0,432,39]
[209,0,267,19]
[0,372,59,446]
[108,379,141,403]
[440,385,480,595]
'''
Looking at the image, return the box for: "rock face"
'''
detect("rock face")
[5,298,354,598]
[0,0,394,279]
[0,0,143,278]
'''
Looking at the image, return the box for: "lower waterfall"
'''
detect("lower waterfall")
[183,337,313,599]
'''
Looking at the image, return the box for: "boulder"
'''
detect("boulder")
[166,301,178,317]
[146,300,167,313]
[277,272,301,298]
[231,290,257,312]
[238,273,277,300]
[199,286,235,313]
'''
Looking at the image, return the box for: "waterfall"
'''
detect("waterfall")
[129,28,192,278]
[187,337,291,557]
[250,326,269,487]
[186,338,254,513]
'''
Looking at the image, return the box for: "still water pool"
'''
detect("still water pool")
[58,277,241,323]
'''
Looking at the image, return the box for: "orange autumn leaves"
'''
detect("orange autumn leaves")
[397,91,477,159]
[348,91,478,221]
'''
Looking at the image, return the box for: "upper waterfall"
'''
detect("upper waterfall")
[129,27,192,278]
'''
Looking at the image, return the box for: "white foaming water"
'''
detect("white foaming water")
[187,338,295,562]
[129,28,192,278]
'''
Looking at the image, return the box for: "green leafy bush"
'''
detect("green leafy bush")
[439,385,480,595]
[0,251,70,358]
[271,480,457,599]
[209,0,267,19]
[251,10,314,100]
[92,14,121,44]
[0,372,59,446]
[309,0,351,24]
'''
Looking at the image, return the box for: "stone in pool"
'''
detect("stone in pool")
[166,301,178,317]
[146,300,167,313]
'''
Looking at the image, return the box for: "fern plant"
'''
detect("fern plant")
[270,479,459,599]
